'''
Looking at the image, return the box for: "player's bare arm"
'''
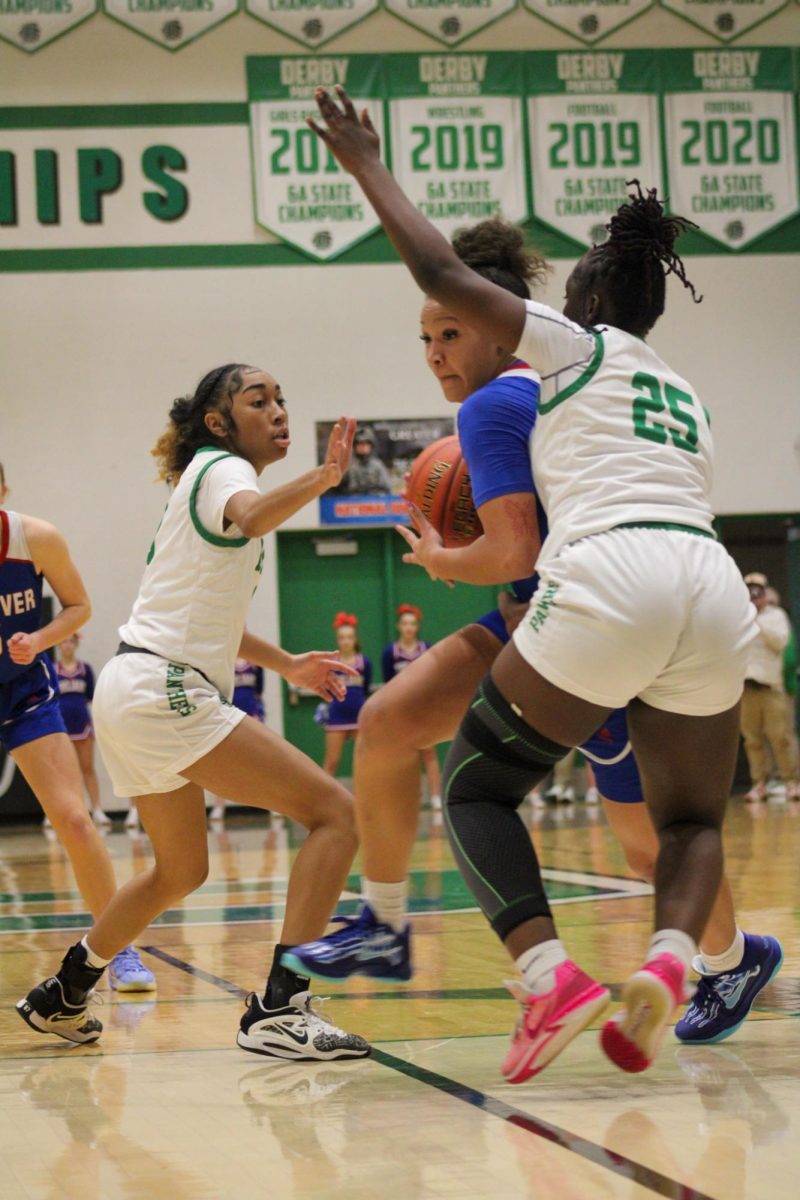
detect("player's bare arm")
[239,629,358,703]
[224,417,356,538]
[308,87,525,352]
[9,516,91,665]
[397,493,539,586]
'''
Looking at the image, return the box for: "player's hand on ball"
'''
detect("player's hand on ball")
[307,86,381,174]
[284,651,359,702]
[7,631,38,665]
[396,504,454,588]
[321,417,356,491]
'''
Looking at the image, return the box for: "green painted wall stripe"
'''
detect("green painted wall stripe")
[0,104,248,130]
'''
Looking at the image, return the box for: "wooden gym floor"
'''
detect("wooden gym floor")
[0,799,798,1200]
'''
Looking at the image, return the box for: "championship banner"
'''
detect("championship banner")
[0,0,97,52]
[247,55,385,262]
[383,0,517,46]
[662,48,799,250]
[659,0,788,43]
[526,50,662,249]
[245,0,379,50]
[387,52,529,242]
[522,0,653,44]
[102,0,239,48]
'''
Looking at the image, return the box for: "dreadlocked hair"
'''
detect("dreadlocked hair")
[452,218,549,299]
[591,180,702,337]
[152,363,250,483]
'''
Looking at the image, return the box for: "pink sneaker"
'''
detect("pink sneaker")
[502,961,610,1084]
[600,952,687,1074]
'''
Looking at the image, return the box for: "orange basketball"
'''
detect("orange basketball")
[405,435,482,549]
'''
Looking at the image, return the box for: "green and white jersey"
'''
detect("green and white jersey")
[120,448,264,698]
[516,301,715,565]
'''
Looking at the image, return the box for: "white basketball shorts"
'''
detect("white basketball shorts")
[94,652,245,797]
[513,526,756,716]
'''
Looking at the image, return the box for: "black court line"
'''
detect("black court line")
[145,945,718,1200]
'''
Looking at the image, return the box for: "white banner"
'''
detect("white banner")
[245,0,379,49]
[102,0,239,50]
[0,0,97,52]
[659,0,788,42]
[384,0,517,45]
[522,0,653,44]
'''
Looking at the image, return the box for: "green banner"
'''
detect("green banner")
[662,48,799,250]
[525,50,662,249]
[387,53,529,240]
[247,55,385,261]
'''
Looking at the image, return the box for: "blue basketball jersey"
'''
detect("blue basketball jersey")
[0,510,46,685]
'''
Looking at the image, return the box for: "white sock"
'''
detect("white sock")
[516,939,568,995]
[700,929,745,974]
[363,879,408,932]
[647,930,696,971]
[81,937,111,969]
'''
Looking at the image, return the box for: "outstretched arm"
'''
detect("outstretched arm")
[239,629,358,703]
[308,87,526,352]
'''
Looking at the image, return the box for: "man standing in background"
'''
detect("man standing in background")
[741,572,799,801]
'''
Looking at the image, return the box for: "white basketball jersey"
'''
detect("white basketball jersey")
[120,449,264,697]
[515,301,715,564]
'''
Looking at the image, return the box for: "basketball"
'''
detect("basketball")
[405,435,482,548]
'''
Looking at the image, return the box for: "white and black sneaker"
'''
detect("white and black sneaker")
[236,990,370,1061]
[17,943,104,1044]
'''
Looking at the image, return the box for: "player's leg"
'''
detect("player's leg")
[323,729,347,776]
[420,746,442,809]
[182,718,369,1059]
[286,624,500,983]
[12,734,116,918]
[74,735,107,824]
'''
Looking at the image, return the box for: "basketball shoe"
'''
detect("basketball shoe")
[601,952,687,1073]
[674,934,783,1044]
[281,903,412,983]
[502,961,610,1083]
[237,990,371,1060]
[108,946,156,992]
[17,943,104,1044]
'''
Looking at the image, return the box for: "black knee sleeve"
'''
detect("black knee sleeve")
[442,675,571,941]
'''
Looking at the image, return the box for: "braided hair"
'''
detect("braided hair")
[452,218,549,299]
[587,180,701,337]
[152,363,251,482]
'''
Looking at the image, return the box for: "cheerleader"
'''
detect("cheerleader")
[323,613,371,777]
[56,634,108,827]
[381,604,440,808]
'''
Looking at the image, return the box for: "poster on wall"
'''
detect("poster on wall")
[660,0,788,42]
[384,0,517,46]
[316,417,454,525]
[387,52,529,243]
[102,0,239,49]
[526,50,662,249]
[247,56,386,261]
[0,0,97,52]
[246,0,379,49]
[663,48,799,250]
[522,0,653,44]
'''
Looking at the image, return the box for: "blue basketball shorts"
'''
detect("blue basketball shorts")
[0,657,66,753]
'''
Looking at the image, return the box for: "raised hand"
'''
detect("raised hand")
[307,86,381,175]
[283,651,359,702]
[321,417,356,490]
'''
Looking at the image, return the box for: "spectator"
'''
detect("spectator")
[741,573,799,801]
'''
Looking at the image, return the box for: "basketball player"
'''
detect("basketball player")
[0,495,155,992]
[286,220,780,1054]
[302,93,764,1077]
[18,366,369,1061]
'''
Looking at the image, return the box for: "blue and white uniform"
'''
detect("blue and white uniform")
[232,659,265,721]
[56,660,95,742]
[382,640,430,683]
[457,366,643,804]
[0,510,66,753]
[324,654,371,732]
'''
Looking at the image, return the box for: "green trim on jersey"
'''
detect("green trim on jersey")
[538,328,604,415]
[189,451,249,549]
[613,521,716,540]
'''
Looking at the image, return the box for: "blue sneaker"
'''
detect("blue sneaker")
[675,934,783,1044]
[281,904,412,983]
[108,946,156,993]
